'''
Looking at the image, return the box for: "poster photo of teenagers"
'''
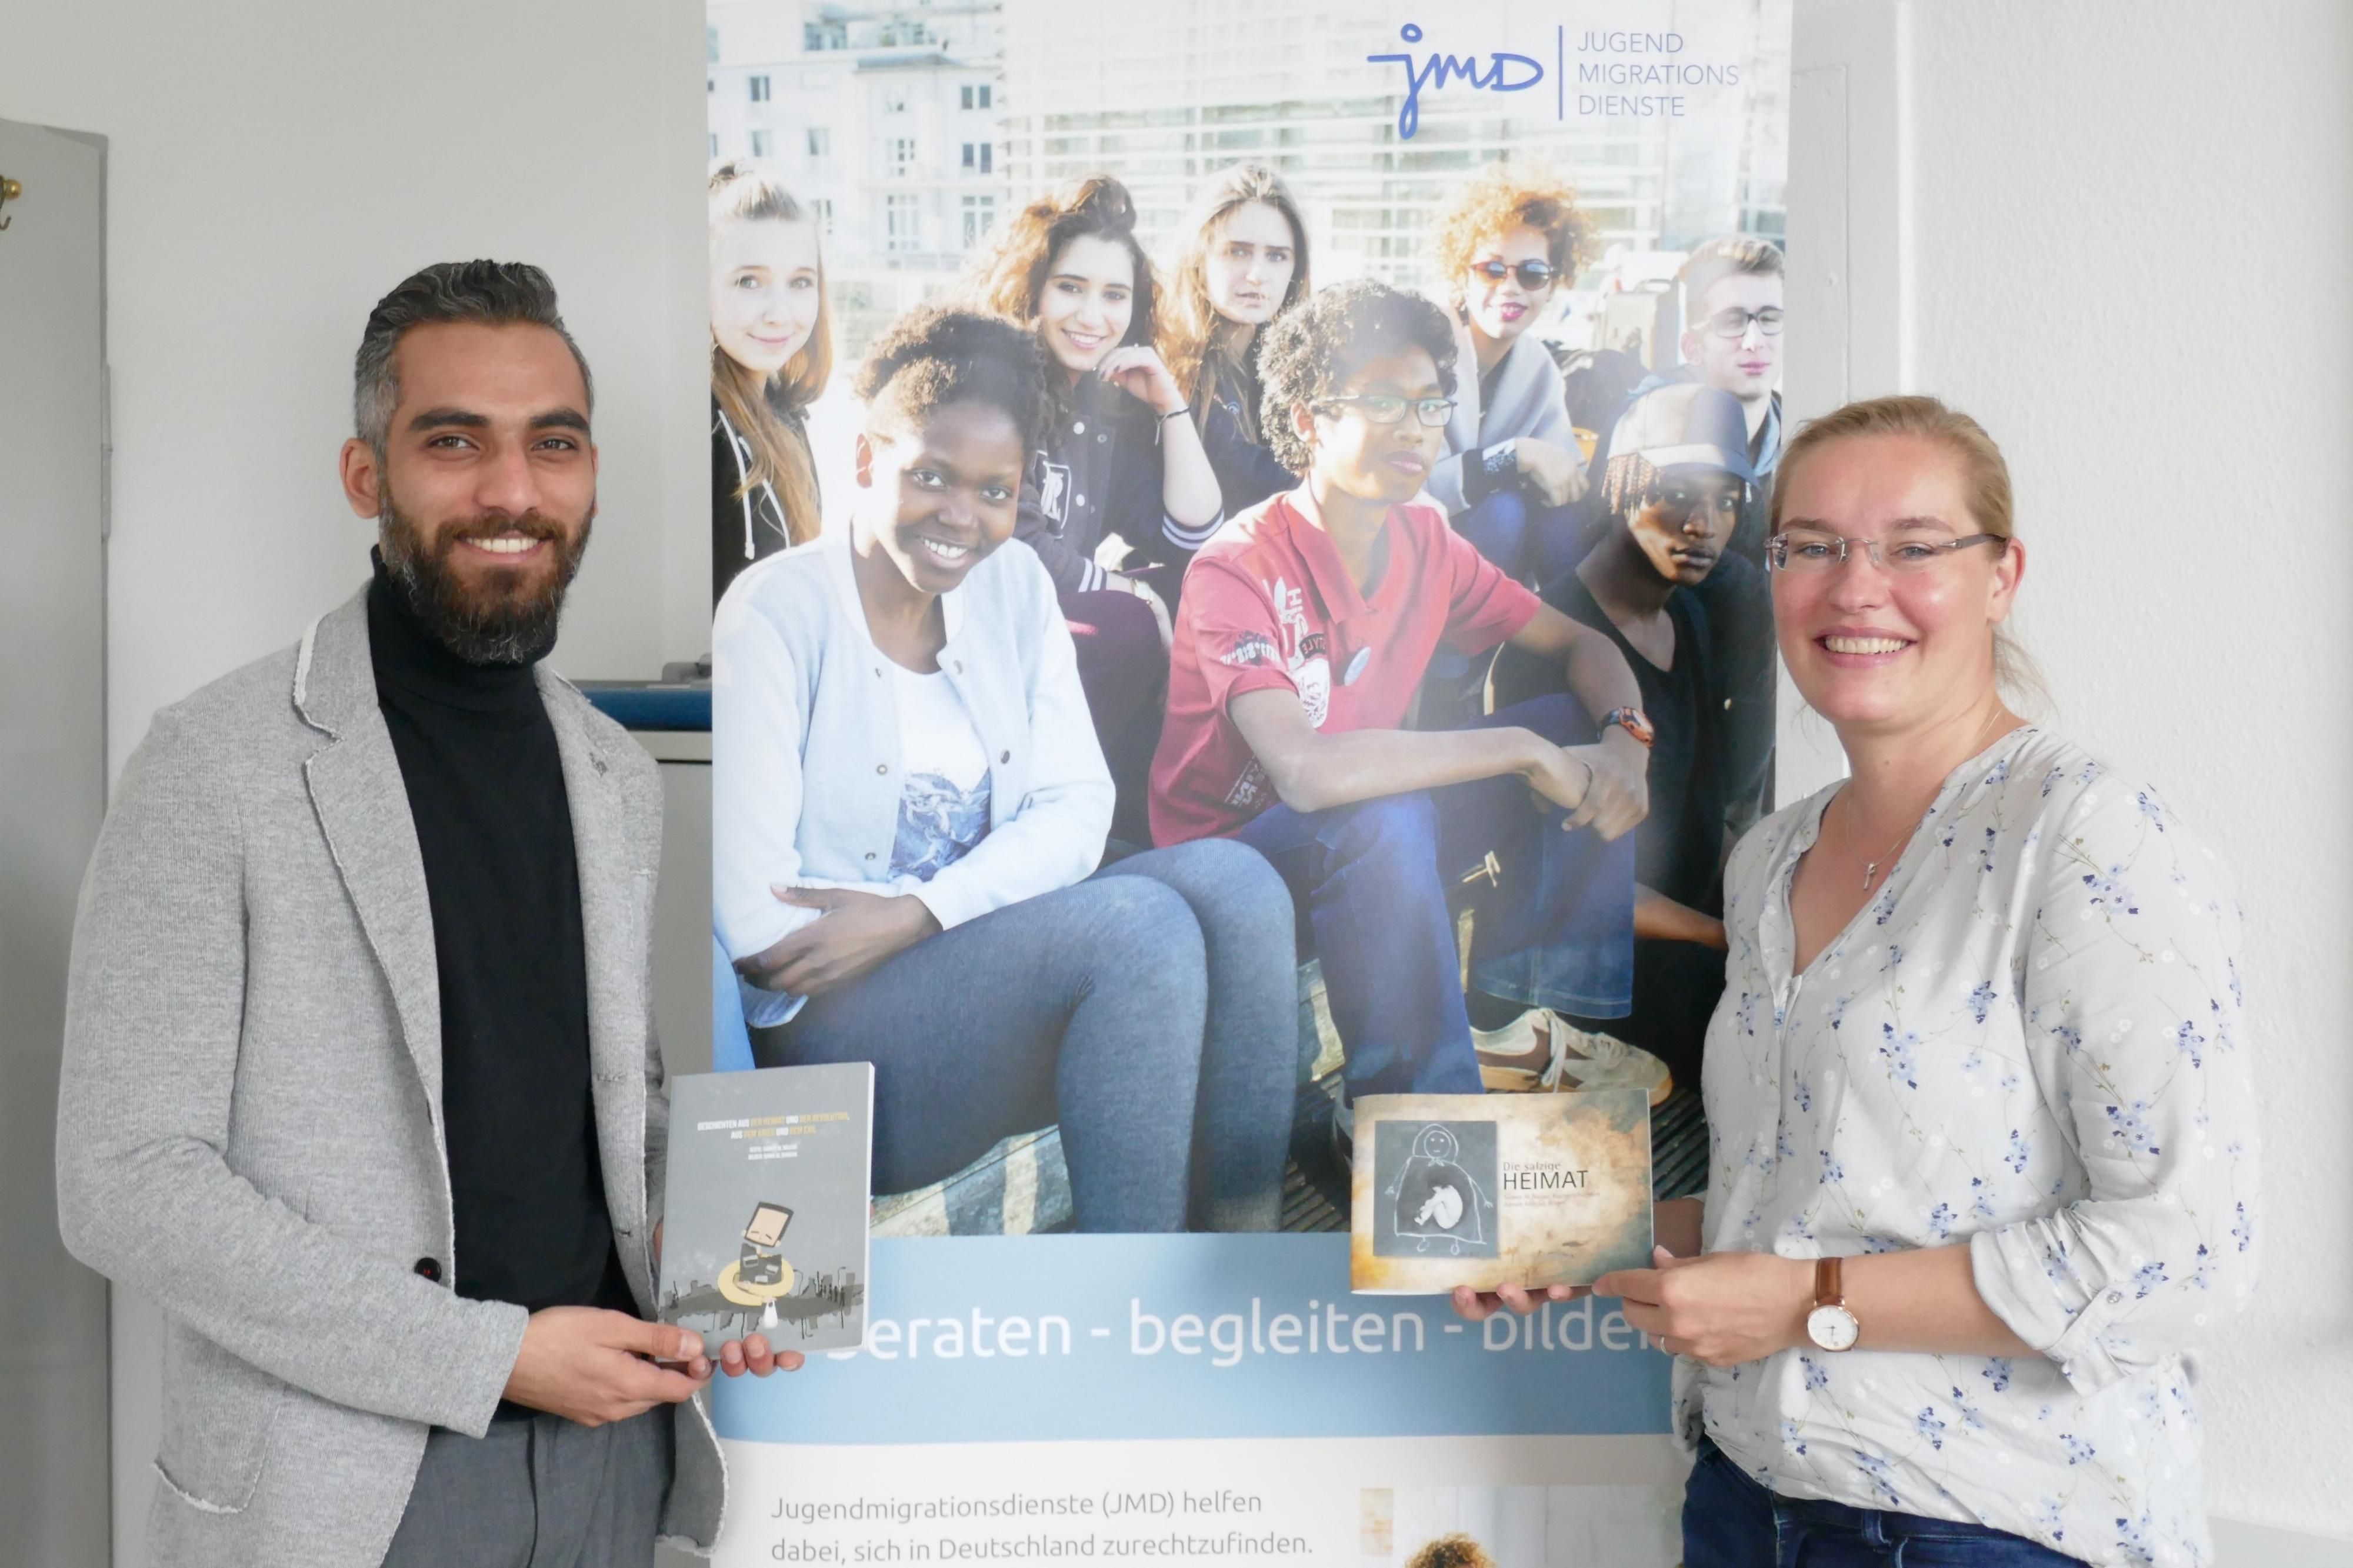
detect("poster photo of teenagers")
[705,0,1793,1241]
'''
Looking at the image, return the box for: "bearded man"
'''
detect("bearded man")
[57,261,785,1568]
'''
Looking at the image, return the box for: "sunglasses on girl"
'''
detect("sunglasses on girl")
[1471,259,1558,291]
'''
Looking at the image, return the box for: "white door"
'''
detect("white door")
[0,116,111,1567]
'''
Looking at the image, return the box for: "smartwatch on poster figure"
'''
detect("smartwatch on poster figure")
[1599,706,1656,749]
[1805,1256,1861,1352]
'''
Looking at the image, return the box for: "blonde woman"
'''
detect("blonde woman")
[1463,398,2260,1566]
[710,161,832,603]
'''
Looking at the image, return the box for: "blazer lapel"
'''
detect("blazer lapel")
[540,670,655,1239]
[295,588,447,1116]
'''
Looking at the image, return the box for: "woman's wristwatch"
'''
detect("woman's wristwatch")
[1804,1257,1861,1352]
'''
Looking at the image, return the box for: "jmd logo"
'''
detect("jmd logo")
[1367,24,1544,140]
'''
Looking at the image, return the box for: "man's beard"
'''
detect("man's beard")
[378,489,592,666]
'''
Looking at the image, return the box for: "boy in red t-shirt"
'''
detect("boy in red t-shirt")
[1149,279,1669,1109]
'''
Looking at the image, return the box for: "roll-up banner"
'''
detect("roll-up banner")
[705,3,1791,1563]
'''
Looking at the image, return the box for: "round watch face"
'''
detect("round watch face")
[1806,1303,1860,1352]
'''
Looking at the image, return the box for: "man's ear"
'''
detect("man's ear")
[1678,330,1702,367]
[852,431,876,489]
[1290,398,1319,458]
[339,438,383,520]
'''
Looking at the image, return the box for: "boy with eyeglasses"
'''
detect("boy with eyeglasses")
[1661,236,1788,840]
[1151,279,1675,1117]
[1495,381,1760,1097]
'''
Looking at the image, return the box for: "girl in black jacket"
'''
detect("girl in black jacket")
[971,175,1223,840]
[1162,163,1313,523]
[709,162,833,606]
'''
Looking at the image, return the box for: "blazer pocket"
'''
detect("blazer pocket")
[153,1332,288,1515]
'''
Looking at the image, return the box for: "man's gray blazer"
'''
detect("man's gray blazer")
[56,586,725,1567]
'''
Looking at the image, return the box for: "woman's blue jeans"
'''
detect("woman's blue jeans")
[748,839,1298,1233]
[1455,486,1589,583]
[1684,1440,2086,1566]
[1232,696,1634,1102]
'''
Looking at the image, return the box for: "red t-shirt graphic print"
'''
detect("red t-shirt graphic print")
[1148,488,1539,844]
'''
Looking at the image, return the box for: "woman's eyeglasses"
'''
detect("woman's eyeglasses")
[1470,259,1558,291]
[1319,395,1457,428]
[1697,306,1786,339]
[1766,529,2002,575]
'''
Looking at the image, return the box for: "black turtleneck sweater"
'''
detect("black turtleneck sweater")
[366,558,635,1357]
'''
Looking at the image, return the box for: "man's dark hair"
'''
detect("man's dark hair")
[355,261,594,456]
[1258,279,1458,473]
[854,302,1052,453]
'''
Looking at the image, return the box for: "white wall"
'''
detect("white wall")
[1,4,708,1560]
[1791,0,2353,1547]
[0,0,713,782]
[11,0,2348,1558]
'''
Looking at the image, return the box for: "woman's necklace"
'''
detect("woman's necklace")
[1838,707,2009,892]
[1839,799,1917,893]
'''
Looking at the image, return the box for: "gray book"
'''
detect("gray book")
[656,1063,873,1355]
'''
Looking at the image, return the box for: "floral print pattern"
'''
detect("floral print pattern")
[1676,729,2260,1567]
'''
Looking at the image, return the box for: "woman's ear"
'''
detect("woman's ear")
[1988,535,2026,625]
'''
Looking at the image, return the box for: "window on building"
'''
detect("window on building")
[961,195,997,249]
[886,194,921,253]
[961,84,974,110]
[960,142,992,174]
[812,197,835,235]
[749,129,771,159]
[808,127,831,158]
[890,137,917,176]
[708,134,719,159]
[748,75,771,102]
[978,84,993,109]
[884,87,909,114]
[706,25,718,63]
[706,78,714,95]
[979,142,992,174]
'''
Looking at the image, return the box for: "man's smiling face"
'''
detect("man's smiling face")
[345,319,598,662]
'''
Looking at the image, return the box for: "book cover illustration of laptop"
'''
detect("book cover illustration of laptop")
[1349,1088,1654,1294]
[656,1062,873,1355]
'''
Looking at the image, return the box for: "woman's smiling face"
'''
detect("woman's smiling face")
[855,399,1028,597]
[1034,233,1135,378]
[709,215,823,378]
[1772,433,2021,732]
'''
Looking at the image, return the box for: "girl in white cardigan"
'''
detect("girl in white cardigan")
[713,305,1298,1232]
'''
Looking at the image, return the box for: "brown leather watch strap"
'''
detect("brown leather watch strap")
[1815,1255,1844,1307]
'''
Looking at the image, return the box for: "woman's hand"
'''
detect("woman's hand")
[735,887,941,998]
[1449,1281,1590,1322]
[1514,436,1589,508]
[1096,344,1187,416]
[1594,1247,1813,1367]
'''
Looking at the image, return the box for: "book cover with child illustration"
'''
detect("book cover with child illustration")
[1351,1089,1654,1293]
[658,1063,874,1355]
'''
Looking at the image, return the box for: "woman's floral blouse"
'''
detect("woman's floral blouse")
[1678,728,2260,1566]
